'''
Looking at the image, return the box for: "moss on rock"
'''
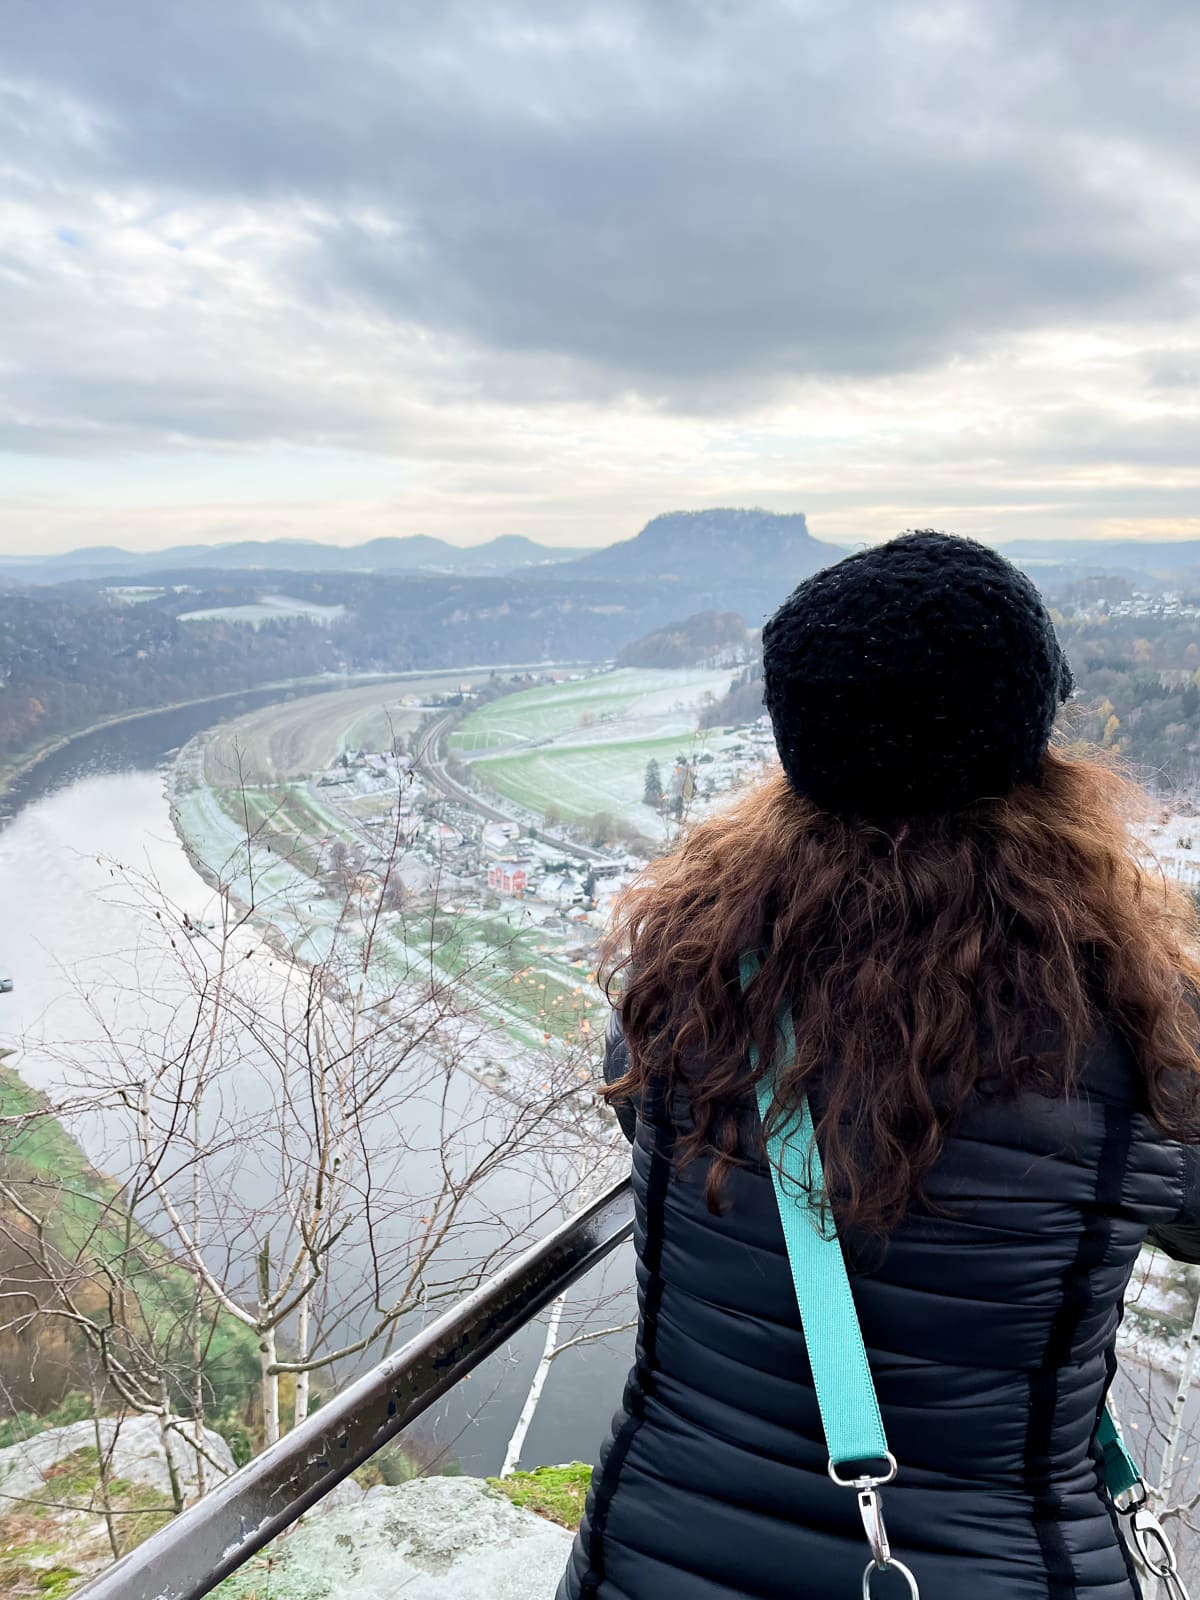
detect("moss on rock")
[486,1463,591,1529]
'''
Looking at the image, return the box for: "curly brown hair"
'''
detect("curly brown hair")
[600,749,1200,1232]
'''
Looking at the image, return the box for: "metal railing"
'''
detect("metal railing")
[75,1177,635,1600]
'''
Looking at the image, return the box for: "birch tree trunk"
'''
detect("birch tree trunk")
[91,1387,120,1561]
[191,1096,207,1498]
[260,1325,280,1449]
[501,1294,566,1478]
[294,1290,311,1430]
[158,1387,187,1516]
[258,1240,280,1448]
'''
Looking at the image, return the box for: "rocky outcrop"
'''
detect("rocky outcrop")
[0,1416,237,1596]
[0,1415,234,1505]
[218,1475,573,1600]
[0,1421,569,1598]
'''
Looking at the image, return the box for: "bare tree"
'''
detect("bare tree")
[3,769,614,1477]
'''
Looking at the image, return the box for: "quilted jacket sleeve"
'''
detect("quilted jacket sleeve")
[1147,1145,1200,1263]
[602,1005,637,1145]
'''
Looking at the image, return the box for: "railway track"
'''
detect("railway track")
[419,708,610,865]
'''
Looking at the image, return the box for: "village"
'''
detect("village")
[170,652,1200,1087]
[1059,586,1200,622]
[305,687,1200,934]
[303,702,781,938]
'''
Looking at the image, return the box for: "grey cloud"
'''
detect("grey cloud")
[0,374,378,455]
[311,137,1157,399]
[2,0,1200,427]
[1032,413,1200,470]
[1147,358,1200,391]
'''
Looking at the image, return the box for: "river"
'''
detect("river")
[0,685,635,1479]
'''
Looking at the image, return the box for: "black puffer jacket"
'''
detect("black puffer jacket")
[557,1010,1200,1600]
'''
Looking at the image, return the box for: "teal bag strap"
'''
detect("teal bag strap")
[741,949,1147,1494]
[740,950,918,1595]
[740,948,890,1475]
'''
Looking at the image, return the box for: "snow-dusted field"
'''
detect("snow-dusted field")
[1141,810,1200,891]
[199,673,476,783]
[449,667,733,754]
[476,734,718,833]
[452,666,749,833]
[103,585,168,603]
[178,594,347,627]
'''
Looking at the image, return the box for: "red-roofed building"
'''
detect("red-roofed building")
[488,864,527,897]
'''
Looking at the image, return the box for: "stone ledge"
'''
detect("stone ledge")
[217,1474,573,1600]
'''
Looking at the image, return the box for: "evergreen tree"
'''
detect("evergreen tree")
[643,758,664,809]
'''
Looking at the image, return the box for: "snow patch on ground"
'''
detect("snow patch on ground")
[1141,809,1200,891]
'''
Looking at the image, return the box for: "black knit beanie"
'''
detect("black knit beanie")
[761,531,1074,821]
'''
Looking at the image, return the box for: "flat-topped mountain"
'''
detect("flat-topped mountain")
[561,508,846,622]
[567,508,842,583]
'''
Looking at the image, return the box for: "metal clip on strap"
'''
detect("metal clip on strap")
[862,1558,920,1598]
[858,1486,890,1567]
[1127,1506,1191,1600]
[854,1477,919,1598]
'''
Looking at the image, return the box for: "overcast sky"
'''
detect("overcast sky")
[1,0,1198,554]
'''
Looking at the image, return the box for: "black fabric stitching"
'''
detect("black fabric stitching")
[1024,1101,1132,1600]
[579,1103,673,1599]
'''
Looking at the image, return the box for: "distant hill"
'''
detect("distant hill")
[997,538,1200,590]
[0,534,589,585]
[617,610,752,669]
[564,509,843,621]
[8,522,1200,598]
[0,508,848,623]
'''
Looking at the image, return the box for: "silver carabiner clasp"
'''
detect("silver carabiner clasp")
[828,1456,919,1597]
[830,1456,920,1597]
[862,1556,920,1597]
[1129,1507,1191,1599]
[858,1486,891,1569]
